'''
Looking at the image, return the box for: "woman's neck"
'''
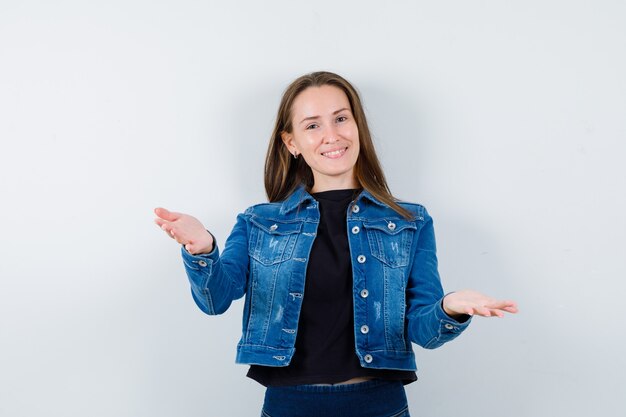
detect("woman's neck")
[310,177,359,193]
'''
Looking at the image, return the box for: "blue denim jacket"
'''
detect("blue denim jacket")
[180,184,470,371]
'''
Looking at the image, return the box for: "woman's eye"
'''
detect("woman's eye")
[336,116,347,123]
[306,124,318,130]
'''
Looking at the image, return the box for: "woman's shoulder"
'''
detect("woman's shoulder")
[241,201,285,218]
[241,185,313,219]
[395,199,428,217]
[355,188,430,221]
[364,191,430,219]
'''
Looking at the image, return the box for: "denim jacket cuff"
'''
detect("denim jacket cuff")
[180,230,220,280]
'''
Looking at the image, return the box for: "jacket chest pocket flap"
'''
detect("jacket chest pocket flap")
[248,217,302,265]
[363,219,417,267]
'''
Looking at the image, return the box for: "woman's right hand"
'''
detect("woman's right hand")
[154,207,214,255]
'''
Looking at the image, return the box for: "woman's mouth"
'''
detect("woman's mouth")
[321,147,348,159]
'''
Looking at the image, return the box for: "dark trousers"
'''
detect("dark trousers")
[261,379,410,417]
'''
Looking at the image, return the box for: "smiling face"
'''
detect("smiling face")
[281,85,360,193]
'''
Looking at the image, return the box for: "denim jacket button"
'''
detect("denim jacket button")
[360,289,369,298]
[269,224,278,231]
[357,255,366,263]
[387,222,396,231]
[198,260,207,267]
[351,225,360,234]
[360,325,369,334]
[444,323,455,330]
[364,354,373,363]
[351,204,360,213]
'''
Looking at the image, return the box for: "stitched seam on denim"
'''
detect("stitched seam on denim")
[399,279,407,348]
[200,262,213,290]
[346,212,361,364]
[251,216,306,225]
[182,258,200,271]
[425,322,442,349]
[200,263,215,314]
[283,233,298,262]
[402,230,412,265]
[238,343,292,350]
[260,263,279,343]
[221,261,244,299]
[383,264,392,350]
[389,405,409,417]
[203,288,215,315]
[245,262,258,341]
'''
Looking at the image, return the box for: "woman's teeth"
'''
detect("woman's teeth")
[322,148,346,157]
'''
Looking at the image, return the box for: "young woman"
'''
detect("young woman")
[154,71,518,417]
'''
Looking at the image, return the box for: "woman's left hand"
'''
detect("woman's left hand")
[443,290,518,318]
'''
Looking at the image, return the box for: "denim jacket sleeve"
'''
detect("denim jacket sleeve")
[405,208,471,348]
[179,212,249,315]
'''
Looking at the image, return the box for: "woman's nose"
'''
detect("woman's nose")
[323,125,339,143]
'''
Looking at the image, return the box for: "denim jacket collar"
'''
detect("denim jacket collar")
[279,183,387,215]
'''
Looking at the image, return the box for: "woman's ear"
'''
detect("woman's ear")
[281,131,296,155]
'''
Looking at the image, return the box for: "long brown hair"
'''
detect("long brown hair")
[264,71,413,220]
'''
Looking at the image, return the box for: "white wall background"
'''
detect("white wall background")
[1,0,624,416]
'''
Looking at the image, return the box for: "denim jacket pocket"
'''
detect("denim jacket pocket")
[248,217,302,265]
[363,219,417,268]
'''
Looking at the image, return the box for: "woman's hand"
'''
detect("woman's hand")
[154,207,214,255]
[443,290,518,319]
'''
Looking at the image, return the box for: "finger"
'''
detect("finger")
[473,307,492,317]
[171,228,190,244]
[154,207,181,221]
[501,305,519,314]
[484,300,517,310]
[503,301,519,311]
[160,223,175,239]
[185,243,198,254]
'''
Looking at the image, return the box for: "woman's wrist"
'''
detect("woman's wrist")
[442,292,470,321]
[197,230,215,254]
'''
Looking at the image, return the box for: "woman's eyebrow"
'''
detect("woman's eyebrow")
[299,107,351,125]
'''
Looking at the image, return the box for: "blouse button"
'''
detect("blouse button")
[351,226,360,234]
